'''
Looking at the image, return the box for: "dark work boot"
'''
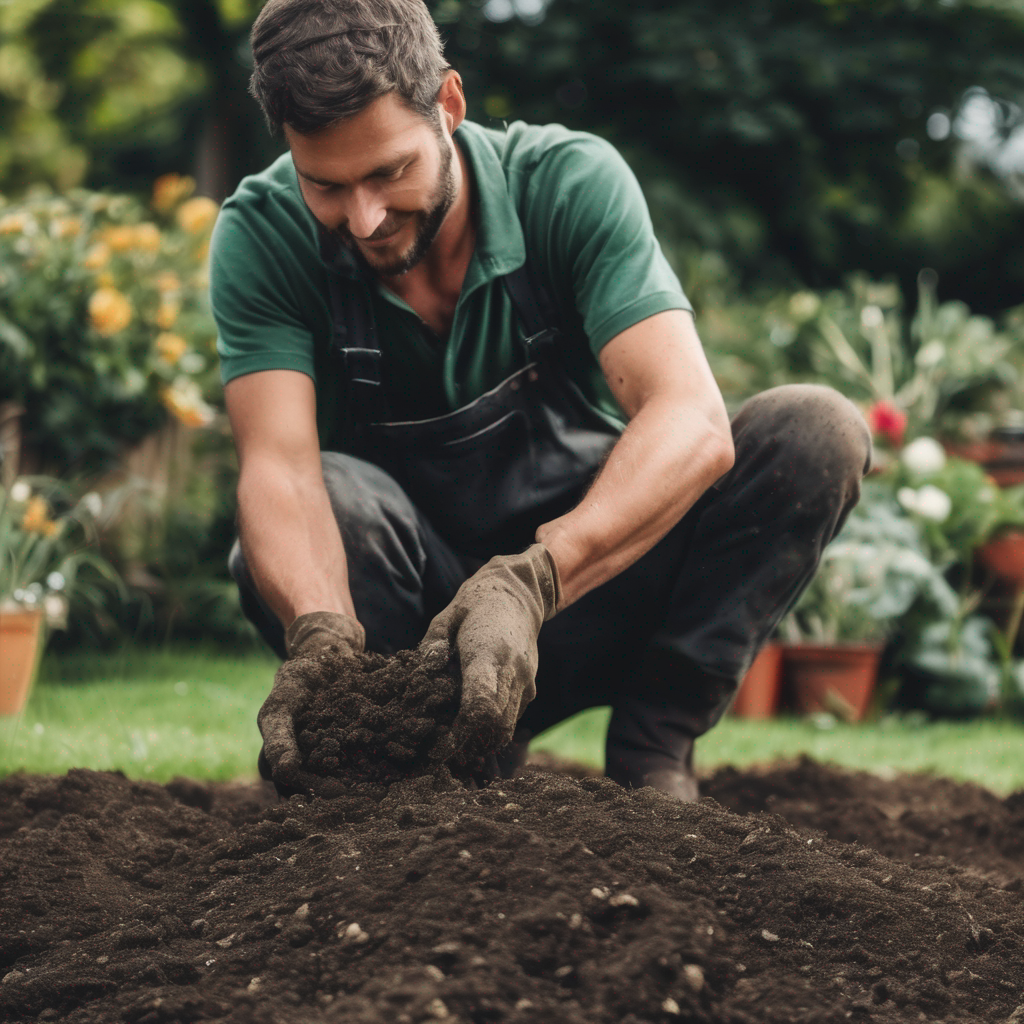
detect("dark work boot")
[604,727,699,802]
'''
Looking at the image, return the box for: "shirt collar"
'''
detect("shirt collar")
[455,120,527,282]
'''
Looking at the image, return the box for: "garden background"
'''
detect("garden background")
[3,0,1024,785]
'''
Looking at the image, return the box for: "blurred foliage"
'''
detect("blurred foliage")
[442,0,1024,311]
[0,0,276,198]
[0,177,218,475]
[687,257,1024,441]
[4,0,1024,306]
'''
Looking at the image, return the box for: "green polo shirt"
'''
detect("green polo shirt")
[211,119,691,449]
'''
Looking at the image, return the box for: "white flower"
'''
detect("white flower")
[10,480,31,502]
[81,492,103,518]
[916,485,952,522]
[46,571,66,591]
[898,485,951,522]
[901,437,946,475]
[43,593,68,628]
[788,292,820,320]
[122,368,146,396]
[897,486,919,513]
[860,304,884,328]
[915,340,945,368]
[179,352,206,375]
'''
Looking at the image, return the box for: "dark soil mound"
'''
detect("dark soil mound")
[2,760,1023,1023]
[705,755,1024,888]
[294,647,467,787]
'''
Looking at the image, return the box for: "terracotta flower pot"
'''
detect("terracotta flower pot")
[731,643,783,719]
[782,643,882,722]
[0,607,45,716]
[978,530,1024,588]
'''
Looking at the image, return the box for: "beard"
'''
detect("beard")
[333,130,457,278]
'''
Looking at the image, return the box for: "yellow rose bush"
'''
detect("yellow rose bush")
[0,180,220,474]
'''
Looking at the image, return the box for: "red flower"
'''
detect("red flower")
[867,400,907,447]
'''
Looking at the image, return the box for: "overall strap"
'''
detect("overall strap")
[322,239,563,431]
[501,262,563,359]
[321,235,388,430]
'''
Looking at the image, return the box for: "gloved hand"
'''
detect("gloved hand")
[421,543,561,764]
[257,611,365,796]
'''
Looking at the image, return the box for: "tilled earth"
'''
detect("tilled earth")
[1,756,1023,1024]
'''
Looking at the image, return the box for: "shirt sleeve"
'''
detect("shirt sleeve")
[524,132,692,357]
[210,197,321,386]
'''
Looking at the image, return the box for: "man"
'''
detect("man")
[212,0,871,801]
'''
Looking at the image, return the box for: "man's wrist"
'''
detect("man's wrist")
[284,611,365,659]
[535,522,590,609]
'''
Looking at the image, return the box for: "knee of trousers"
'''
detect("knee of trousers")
[732,383,873,504]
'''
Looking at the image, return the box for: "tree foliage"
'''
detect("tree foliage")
[4,0,1024,307]
[436,0,1024,310]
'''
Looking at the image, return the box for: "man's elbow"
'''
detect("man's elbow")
[712,430,736,477]
[702,412,735,483]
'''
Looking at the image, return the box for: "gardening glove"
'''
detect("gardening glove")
[257,611,365,797]
[420,543,561,765]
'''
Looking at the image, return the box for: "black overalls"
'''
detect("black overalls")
[230,239,872,781]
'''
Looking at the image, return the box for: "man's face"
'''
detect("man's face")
[287,93,457,277]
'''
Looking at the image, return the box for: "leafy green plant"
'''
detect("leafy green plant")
[0,476,124,630]
[0,178,219,474]
[781,483,959,646]
[904,614,1002,716]
[765,273,1024,444]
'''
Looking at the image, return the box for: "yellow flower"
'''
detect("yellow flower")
[176,197,219,235]
[155,332,187,365]
[152,173,196,213]
[132,223,161,252]
[99,225,137,252]
[84,242,111,270]
[21,495,58,537]
[155,271,180,293]
[0,213,29,235]
[154,301,179,329]
[89,287,133,336]
[161,380,215,428]
[51,217,82,239]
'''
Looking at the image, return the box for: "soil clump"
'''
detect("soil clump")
[294,646,478,788]
[1,759,1023,1023]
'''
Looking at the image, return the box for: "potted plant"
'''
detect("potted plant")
[1,477,121,715]
[779,489,960,721]
[975,483,1024,587]
[731,642,785,719]
[901,611,1002,717]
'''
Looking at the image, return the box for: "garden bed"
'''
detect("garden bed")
[1,758,1022,1023]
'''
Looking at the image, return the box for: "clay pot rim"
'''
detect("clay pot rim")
[781,642,885,656]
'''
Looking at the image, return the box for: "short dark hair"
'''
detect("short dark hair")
[249,0,450,135]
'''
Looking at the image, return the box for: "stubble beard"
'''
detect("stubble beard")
[336,129,457,279]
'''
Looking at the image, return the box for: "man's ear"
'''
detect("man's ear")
[437,71,466,135]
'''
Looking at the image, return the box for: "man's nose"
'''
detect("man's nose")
[343,187,387,240]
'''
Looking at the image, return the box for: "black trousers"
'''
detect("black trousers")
[230,384,872,775]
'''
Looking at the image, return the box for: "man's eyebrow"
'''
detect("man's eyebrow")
[295,153,415,187]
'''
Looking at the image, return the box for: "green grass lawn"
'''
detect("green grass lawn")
[2,647,1023,794]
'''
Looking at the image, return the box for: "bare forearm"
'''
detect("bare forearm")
[537,397,734,606]
[236,460,357,629]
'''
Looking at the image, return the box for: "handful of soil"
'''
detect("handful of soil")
[294,644,491,788]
